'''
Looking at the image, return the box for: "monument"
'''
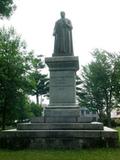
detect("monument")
[44,11,80,123]
[0,12,118,149]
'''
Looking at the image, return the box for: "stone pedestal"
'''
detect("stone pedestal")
[45,56,79,106]
[44,56,79,122]
[0,55,119,149]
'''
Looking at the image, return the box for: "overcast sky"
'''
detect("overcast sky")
[0,0,120,65]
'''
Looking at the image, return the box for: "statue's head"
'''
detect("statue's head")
[60,11,65,18]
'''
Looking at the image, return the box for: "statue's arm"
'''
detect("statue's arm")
[65,20,73,29]
[53,22,57,36]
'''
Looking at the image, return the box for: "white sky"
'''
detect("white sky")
[1,0,120,66]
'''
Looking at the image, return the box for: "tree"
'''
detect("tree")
[15,99,43,123]
[28,56,49,105]
[76,74,83,102]
[0,0,16,19]
[30,102,43,117]
[37,74,49,105]
[0,27,33,130]
[78,49,120,126]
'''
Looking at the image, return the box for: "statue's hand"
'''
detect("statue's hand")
[62,19,70,28]
[63,19,67,25]
[65,20,72,29]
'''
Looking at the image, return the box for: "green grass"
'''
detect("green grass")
[116,127,120,141]
[0,127,120,160]
[0,149,120,160]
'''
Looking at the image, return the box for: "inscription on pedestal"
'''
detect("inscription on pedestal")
[45,56,79,106]
[51,76,74,86]
[50,70,76,106]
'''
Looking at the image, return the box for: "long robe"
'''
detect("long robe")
[53,18,74,56]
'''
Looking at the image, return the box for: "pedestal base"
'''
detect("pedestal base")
[17,122,104,130]
[0,55,119,149]
[43,105,80,123]
[0,127,118,149]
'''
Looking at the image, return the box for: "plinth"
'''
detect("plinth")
[0,56,118,149]
[44,56,80,123]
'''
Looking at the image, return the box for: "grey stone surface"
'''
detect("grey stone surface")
[45,56,79,71]
[17,122,104,130]
[31,117,44,123]
[44,108,80,117]
[45,117,77,123]
[77,117,93,123]
[45,56,79,107]
[0,127,118,149]
[0,127,118,138]
[31,116,95,123]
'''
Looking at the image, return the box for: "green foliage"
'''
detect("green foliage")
[30,102,43,117]
[78,49,120,126]
[28,56,49,105]
[113,119,120,127]
[0,27,49,129]
[0,0,16,19]
[76,75,83,98]
[16,101,43,123]
[0,27,33,129]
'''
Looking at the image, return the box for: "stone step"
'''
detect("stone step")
[17,122,103,130]
[45,117,78,123]
[0,127,118,138]
[31,116,93,123]
[0,127,118,149]
[44,107,80,117]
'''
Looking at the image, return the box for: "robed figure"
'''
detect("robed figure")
[53,12,74,56]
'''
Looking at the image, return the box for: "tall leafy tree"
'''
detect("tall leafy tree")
[37,74,49,105]
[0,27,33,130]
[0,0,16,19]
[78,49,120,126]
[76,74,83,102]
[28,56,49,105]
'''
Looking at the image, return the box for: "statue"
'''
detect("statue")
[53,11,74,56]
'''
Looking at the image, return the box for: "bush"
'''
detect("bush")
[114,118,120,126]
[30,102,43,117]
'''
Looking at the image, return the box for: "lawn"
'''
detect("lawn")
[0,148,120,160]
[116,127,120,141]
[0,127,120,160]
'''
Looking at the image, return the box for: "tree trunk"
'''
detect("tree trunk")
[40,95,42,106]
[1,100,7,130]
[106,107,111,127]
[36,94,39,105]
[107,111,111,127]
[104,89,111,127]
[98,110,103,122]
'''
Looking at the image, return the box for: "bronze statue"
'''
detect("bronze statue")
[53,11,74,56]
